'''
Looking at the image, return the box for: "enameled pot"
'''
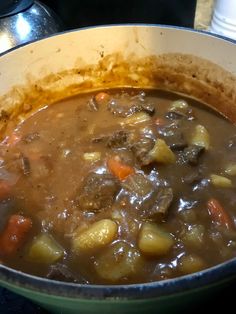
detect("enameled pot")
[0,25,236,314]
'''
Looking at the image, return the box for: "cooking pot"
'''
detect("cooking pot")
[0,25,235,314]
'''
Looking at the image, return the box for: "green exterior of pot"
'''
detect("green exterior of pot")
[0,278,229,314]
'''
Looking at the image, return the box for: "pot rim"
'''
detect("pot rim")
[0,23,235,59]
[0,24,236,300]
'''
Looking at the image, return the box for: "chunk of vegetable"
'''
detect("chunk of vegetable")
[169,100,189,112]
[148,139,176,164]
[95,92,110,106]
[207,198,232,229]
[138,222,174,256]
[179,254,205,274]
[83,152,101,162]
[95,241,142,281]
[120,112,151,125]
[182,225,205,248]
[107,156,135,180]
[210,174,232,188]
[190,125,210,150]
[28,233,64,264]
[72,219,118,253]
[0,215,32,256]
[225,164,236,176]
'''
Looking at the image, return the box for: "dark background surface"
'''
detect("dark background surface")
[2,0,235,313]
[42,0,197,29]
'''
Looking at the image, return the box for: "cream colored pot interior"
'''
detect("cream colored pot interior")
[0,25,235,135]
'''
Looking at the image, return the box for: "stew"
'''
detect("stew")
[0,89,236,284]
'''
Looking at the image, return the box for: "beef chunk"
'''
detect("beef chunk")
[108,100,138,117]
[121,173,154,197]
[164,130,187,150]
[131,137,155,166]
[107,130,129,148]
[165,111,187,120]
[77,173,120,211]
[143,187,173,219]
[107,94,155,117]
[165,110,195,121]
[47,263,88,283]
[182,145,205,165]
[92,130,130,149]
[140,103,155,116]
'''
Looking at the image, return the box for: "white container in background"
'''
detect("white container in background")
[210,0,236,40]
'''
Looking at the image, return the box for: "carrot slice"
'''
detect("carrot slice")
[107,157,135,181]
[0,215,32,256]
[95,92,110,106]
[207,198,232,229]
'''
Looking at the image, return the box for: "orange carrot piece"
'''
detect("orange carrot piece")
[107,157,135,181]
[0,181,11,200]
[0,215,32,256]
[207,198,232,229]
[95,92,110,105]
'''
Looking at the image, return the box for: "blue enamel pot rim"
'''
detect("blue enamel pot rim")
[0,24,236,301]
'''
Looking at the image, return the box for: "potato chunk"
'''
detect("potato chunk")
[169,99,189,112]
[148,139,176,164]
[225,164,236,176]
[72,219,117,253]
[95,241,142,281]
[138,223,174,256]
[179,254,205,274]
[210,174,232,188]
[83,152,101,162]
[190,125,210,150]
[121,112,151,125]
[28,233,64,264]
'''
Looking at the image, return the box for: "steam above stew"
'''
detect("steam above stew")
[0,89,236,284]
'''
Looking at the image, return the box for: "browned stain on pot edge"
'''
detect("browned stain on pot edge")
[0,52,236,138]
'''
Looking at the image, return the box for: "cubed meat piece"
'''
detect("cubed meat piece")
[106,130,130,148]
[165,111,188,120]
[121,173,154,198]
[143,187,173,219]
[131,137,155,166]
[92,130,130,149]
[164,130,187,150]
[77,173,120,212]
[182,145,205,165]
